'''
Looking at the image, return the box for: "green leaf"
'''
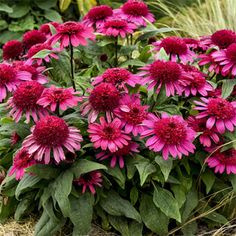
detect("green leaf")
[72,159,107,179]
[171,185,186,209]
[8,4,30,18]
[106,166,126,189]
[129,221,143,236]
[54,170,73,217]
[0,31,22,44]
[182,221,198,236]
[155,156,173,181]
[32,49,53,59]
[100,190,142,223]
[157,48,169,61]
[44,9,63,23]
[201,171,216,194]
[135,160,156,186]
[140,194,169,235]
[34,0,57,10]
[108,216,130,236]
[0,20,8,31]
[8,15,35,32]
[229,174,236,192]
[69,194,94,236]
[15,174,41,200]
[120,59,146,68]
[26,164,60,179]
[0,197,18,222]
[0,3,13,13]
[221,79,236,98]
[153,186,181,222]
[130,187,139,205]
[59,0,72,12]
[204,211,228,224]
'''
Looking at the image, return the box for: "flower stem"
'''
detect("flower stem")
[115,37,118,67]
[69,38,76,91]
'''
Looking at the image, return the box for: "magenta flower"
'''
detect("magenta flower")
[14,62,48,84]
[187,116,220,147]
[139,60,182,96]
[81,83,121,123]
[83,5,113,28]
[153,36,195,64]
[0,63,31,102]
[7,81,48,123]
[37,86,82,112]
[25,43,59,65]
[3,40,23,61]
[98,18,136,38]
[92,68,140,91]
[39,22,60,38]
[96,141,139,168]
[49,21,95,49]
[114,94,148,136]
[179,64,213,97]
[74,171,102,194]
[9,148,36,180]
[88,117,131,153]
[211,43,236,76]
[22,116,83,164]
[194,97,236,134]
[142,113,196,160]
[23,30,46,50]
[115,0,155,27]
[206,148,236,174]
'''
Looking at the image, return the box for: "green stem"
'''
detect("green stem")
[69,38,76,91]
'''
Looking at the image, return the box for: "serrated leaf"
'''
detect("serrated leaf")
[69,194,94,236]
[201,171,216,194]
[54,170,73,217]
[155,156,173,181]
[221,79,236,98]
[140,194,169,235]
[153,186,181,222]
[100,190,141,222]
[135,160,156,186]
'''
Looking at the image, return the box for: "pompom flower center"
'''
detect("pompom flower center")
[211,30,236,49]
[13,149,32,167]
[123,105,147,124]
[102,68,130,84]
[48,89,72,102]
[190,75,206,88]
[89,83,120,111]
[154,118,187,145]
[0,64,16,86]
[87,5,113,20]
[33,116,69,146]
[104,20,127,29]
[160,37,188,55]
[13,81,44,110]
[207,98,235,119]
[226,43,236,63]
[57,22,84,35]
[102,126,121,140]
[122,1,149,16]
[113,143,131,156]
[149,61,181,82]
[218,149,236,165]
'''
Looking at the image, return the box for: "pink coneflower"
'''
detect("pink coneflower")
[116,0,155,27]
[207,88,222,98]
[153,36,195,64]
[211,43,236,76]
[37,86,82,112]
[14,62,48,84]
[88,117,131,153]
[23,30,47,50]
[39,22,60,37]
[0,63,30,102]
[22,116,83,164]
[179,64,213,97]
[7,81,48,123]
[142,113,196,160]
[3,40,23,61]
[206,148,236,174]
[83,5,113,28]
[25,43,59,65]
[96,141,139,168]
[81,83,121,123]
[11,132,21,146]
[9,148,36,180]
[98,18,136,38]
[187,116,220,147]
[114,94,148,136]
[194,97,236,133]
[211,29,236,49]
[49,21,95,49]
[74,171,102,194]
[92,68,140,91]
[139,60,182,96]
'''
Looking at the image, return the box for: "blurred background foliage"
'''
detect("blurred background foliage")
[0,0,235,45]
